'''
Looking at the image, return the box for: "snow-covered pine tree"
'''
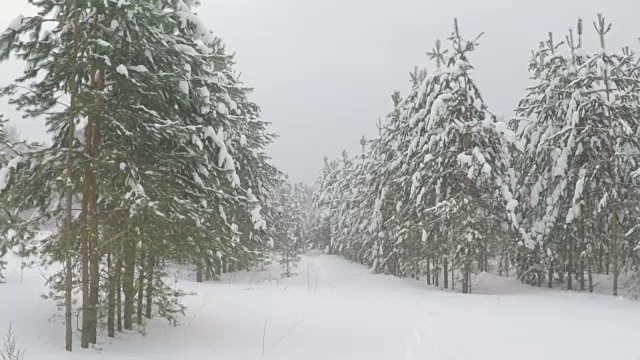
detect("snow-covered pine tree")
[327,152,356,257]
[0,0,265,347]
[0,119,31,283]
[367,74,427,278]
[0,117,9,281]
[310,157,341,253]
[273,180,309,277]
[0,4,95,349]
[195,37,283,276]
[335,144,379,267]
[512,31,571,287]
[515,16,640,295]
[378,20,517,292]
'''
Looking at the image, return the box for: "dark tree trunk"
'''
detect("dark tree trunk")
[88,67,105,345]
[80,106,94,349]
[443,257,448,289]
[598,245,604,274]
[451,258,455,291]
[107,251,115,338]
[580,215,586,291]
[605,246,610,275]
[88,223,99,344]
[145,254,154,319]
[505,254,509,277]
[537,269,543,287]
[559,252,566,283]
[123,236,136,330]
[136,258,145,325]
[80,174,91,349]
[426,257,431,285]
[434,257,439,287]
[462,261,469,294]
[567,236,573,291]
[579,258,585,291]
[612,206,619,296]
[116,251,123,332]
[588,259,593,293]
[196,265,203,283]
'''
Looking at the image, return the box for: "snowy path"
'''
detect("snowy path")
[3,252,640,359]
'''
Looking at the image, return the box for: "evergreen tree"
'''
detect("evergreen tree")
[273,181,309,277]
[514,16,640,294]
[0,0,284,349]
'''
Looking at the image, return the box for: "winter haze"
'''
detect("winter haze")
[0,0,637,183]
[3,1,640,359]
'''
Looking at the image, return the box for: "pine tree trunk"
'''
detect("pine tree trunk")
[434,257,439,287]
[567,236,573,291]
[612,206,619,296]
[462,261,468,294]
[478,244,483,272]
[465,262,472,294]
[537,269,543,287]
[451,260,455,291]
[107,251,115,338]
[505,254,509,277]
[426,257,431,285]
[588,258,593,293]
[88,68,105,345]
[286,250,291,277]
[462,273,467,294]
[81,57,96,349]
[215,257,221,278]
[136,255,145,326]
[579,258,585,291]
[599,28,619,297]
[580,215,586,291]
[196,265,203,283]
[484,250,489,273]
[548,266,553,288]
[88,221,99,344]
[559,253,566,283]
[115,251,123,332]
[80,158,91,349]
[598,245,603,274]
[64,15,80,352]
[443,257,448,289]
[123,236,136,330]
[145,254,154,319]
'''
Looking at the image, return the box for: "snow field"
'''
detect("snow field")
[2,251,640,359]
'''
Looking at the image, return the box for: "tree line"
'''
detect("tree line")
[310,16,640,296]
[0,0,306,352]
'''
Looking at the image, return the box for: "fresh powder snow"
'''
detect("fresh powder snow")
[2,252,640,360]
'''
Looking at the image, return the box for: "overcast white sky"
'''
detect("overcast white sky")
[1,0,638,183]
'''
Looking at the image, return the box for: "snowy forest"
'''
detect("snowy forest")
[1,1,640,360]
[312,17,640,296]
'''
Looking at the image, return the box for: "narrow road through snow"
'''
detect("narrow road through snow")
[3,252,640,359]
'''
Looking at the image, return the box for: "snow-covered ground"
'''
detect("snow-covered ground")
[3,251,640,359]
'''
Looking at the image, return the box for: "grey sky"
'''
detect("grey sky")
[1,0,638,183]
